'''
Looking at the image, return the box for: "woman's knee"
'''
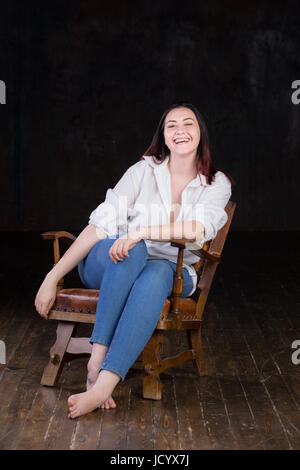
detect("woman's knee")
[131,238,148,257]
[80,238,113,283]
[148,259,173,275]
[91,237,116,259]
[137,260,174,292]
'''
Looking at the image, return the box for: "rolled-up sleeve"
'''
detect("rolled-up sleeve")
[185,171,232,249]
[89,165,140,237]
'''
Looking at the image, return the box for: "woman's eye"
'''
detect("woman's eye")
[167,122,193,128]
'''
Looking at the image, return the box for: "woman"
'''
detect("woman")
[34,102,234,419]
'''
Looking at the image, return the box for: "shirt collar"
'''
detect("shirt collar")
[142,155,207,187]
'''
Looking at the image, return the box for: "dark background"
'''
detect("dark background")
[1,1,300,451]
[1,0,300,232]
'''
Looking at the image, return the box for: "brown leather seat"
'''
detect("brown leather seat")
[53,288,100,315]
[53,287,198,324]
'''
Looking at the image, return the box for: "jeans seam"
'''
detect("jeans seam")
[89,336,110,347]
[99,365,125,382]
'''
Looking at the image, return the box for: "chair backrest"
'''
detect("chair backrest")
[191,200,236,274]
[191,200,236,317]
[207,200,236,256]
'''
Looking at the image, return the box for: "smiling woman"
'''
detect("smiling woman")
[142,101,235,186]
[34,101,235,419]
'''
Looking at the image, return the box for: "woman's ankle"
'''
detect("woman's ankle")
[88,343,108,370]
[87,357,102,373]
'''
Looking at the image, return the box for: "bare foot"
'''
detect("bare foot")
[68,370,121,419]
[99,396,117,409]
[86,368,98,390]
[68,389,103,418]
[86,366,116,409]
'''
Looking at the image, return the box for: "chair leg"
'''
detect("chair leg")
[41,321,78,386]
[187,327,208,376]
[143,373,162,400]
[142,330,164,400]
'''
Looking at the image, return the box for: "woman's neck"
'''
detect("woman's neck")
[167,154,198,179]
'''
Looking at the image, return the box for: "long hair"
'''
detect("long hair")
[140,102,236,186]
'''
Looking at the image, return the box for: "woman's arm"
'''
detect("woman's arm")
[46,224,106,283]
[139,172,231,249]
[139,221,205,242]
[35,224,106,318]
[138,171,231,247]
[107,221,205,264]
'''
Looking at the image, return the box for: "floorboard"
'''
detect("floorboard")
[0,231,299,450]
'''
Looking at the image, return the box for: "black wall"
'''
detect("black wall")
[1,0,300,232]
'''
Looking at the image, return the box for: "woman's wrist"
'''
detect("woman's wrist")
[45,269,59,284]
[129,226,147,241]
[138,226,148,239]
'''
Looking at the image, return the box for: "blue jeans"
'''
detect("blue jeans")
[77,233,194,382]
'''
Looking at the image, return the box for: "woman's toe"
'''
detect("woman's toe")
[68,395,75,408]
[108,397,116,408]
[70,406,79,418]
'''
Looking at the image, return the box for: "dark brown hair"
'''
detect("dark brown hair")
[140,102,236,186]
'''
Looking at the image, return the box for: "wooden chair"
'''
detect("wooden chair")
[40,200,236,400]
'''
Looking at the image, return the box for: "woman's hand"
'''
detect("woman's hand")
[109,229,144,264]
[34,273,58,319]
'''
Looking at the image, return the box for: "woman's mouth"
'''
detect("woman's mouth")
[174,138,190,145]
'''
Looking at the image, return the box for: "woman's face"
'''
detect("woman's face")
[163,107,201,158]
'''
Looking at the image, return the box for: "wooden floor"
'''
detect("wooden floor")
[0,231,299,450]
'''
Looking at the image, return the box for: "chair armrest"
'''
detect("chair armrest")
[42,230,76,244]
[170,239,221,264]
[41,230,77,263]
[189,249,221,264]
[41,230,77,290]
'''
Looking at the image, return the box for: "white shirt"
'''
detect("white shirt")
[89,155,232,296]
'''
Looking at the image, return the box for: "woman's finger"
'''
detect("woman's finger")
[110,243,124,261]
[120,241,129,257]
[41,307,48,319]
[111,252,123,262]
[39,302,47,318]
[110,239,131,262]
